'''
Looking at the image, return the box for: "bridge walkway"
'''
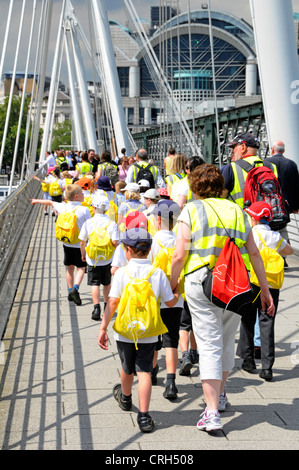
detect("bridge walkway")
[1,206,299,450]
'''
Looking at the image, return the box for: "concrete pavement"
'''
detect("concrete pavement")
[1,207,299,450]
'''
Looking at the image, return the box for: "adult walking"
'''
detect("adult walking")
[265,140,299,250]
[170,164,274,432]
[222,132,277,208]
[125,149,165,189]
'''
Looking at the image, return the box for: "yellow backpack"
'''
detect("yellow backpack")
[103,191,118,223]
[250,231,284,289]
[81,196,94,217]
[64,178,73,188]
[152,238,185,296]
[147,213,157,237]
[113,266,168,349]
[41,181,49,192]
[55,208,80,245]
[85,221,115,265]
[49,180,62,197]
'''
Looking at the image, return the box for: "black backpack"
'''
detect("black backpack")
[134,163,155,188]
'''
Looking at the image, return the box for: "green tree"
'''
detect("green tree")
[0,95,31,173]
[51,120,72,150]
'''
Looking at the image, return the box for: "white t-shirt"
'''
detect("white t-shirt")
[118,200,147,219]
[252,224,287,251]
[109,258,174,343]
[93,189,120,207]
[79,213,119,266]
[151,230,184,309]
[52,201,91,248]
[111,243,127,269]
[177,178,190,197]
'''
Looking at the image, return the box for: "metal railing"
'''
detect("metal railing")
[0,164,47,287]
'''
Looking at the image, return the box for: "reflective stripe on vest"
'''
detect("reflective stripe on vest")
[77,162,93,175]
[230,156,278,208]
[183,198,251,276]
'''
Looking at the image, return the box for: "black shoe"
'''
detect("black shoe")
[113,384,132,411]
[189,349,199,364]
[68,292,73,301]
[151,364,159,385]
[254,347,261,359]
[284,258,288,268]
[241,359,256,373]
[91,305,101,321]
[179,354,192,376]
[163,383,178,400]
[69,287,82,306]
[44,212,48,216]
[259,369,272,381]
[137,413,154,433]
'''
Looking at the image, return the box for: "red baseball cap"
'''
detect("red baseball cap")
[125,211,148,229]
[244,201,273,222]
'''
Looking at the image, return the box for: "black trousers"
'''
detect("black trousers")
[237,284,280,370]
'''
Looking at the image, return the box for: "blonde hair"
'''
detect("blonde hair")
[65,184,82,201]
[125,190,140,200]
[62,171,72,178]
[170,153,187,174]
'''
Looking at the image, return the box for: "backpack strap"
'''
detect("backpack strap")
[125,266,157,282]
[255,230,283,252]
[235,159,257,173]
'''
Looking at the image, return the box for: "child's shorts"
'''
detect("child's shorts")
[179,301,193,332]
[87,263,111,286]
[161,307,182,348]
[63,245,86,268]
[116,341,156,375]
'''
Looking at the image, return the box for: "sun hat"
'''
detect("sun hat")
[143,188,160,200]
[244,201,273,223]
[97,176,113,191]
[120,182,140,192]
[121,228,152,252]
[75,177,91,190]
[91,194,110,211]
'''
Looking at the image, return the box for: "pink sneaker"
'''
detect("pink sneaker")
[197,408,222,431]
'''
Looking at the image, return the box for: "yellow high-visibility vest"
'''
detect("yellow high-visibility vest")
[183,198,251,276]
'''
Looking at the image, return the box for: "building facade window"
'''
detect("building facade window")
[117,67,130,97]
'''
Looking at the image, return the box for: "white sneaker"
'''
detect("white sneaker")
[197,408,222,431]
[218,392,228,412]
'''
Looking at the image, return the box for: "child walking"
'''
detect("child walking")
[31,184,91,305]
[237,201,293,380]
[79,194,119,321]
[150,199,184,399]
[98,228,180,433]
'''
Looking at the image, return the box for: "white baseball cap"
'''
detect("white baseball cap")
[143,188,160,200]
[121,182,140,192]
[138,179,150,188]
[92,194,110,210]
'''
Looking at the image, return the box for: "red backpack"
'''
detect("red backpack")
[200,201,253,316]
[236,160,290,230]
[202,237,253,316]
